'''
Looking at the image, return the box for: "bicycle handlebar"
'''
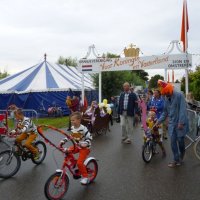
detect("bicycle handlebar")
[37,124,77,153]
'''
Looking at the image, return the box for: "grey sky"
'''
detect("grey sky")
[0,0,199,80]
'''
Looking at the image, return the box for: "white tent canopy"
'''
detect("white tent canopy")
[0,61,94,94]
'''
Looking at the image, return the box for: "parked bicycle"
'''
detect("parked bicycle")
[37,125,98,200]
[0,132,47,179]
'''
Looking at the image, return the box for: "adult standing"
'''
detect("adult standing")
[118,82,138,144]
[157,80,189,167]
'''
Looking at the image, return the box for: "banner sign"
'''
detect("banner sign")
[78,53,192,72]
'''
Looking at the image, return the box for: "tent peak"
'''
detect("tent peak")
[44,53,47,61]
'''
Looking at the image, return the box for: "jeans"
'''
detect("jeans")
[170,133,185,162]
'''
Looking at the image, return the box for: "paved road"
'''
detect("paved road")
[0,123,200,200]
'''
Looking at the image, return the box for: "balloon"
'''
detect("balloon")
[103,99,107,106]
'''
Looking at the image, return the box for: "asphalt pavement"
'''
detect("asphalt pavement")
[0,122,200,200]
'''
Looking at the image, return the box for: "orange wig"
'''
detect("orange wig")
[157,79,174,95]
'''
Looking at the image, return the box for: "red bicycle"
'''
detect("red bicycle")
[37,125,98,200]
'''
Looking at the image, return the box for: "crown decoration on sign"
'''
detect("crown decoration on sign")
[124,44,140,57]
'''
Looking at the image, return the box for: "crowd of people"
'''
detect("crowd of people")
[6,81,192,187]
[117,80,189,168]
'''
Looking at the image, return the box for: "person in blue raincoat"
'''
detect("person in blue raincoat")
[156,80,189,168]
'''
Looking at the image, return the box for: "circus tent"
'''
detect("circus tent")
[0,60,97,114]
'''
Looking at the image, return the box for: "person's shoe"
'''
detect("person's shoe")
[153,150,159,155]
[121,137,128,143]
[123,138,132,144]
[33,152,40,160]
[168,161,181,168]
[80,177,89,185]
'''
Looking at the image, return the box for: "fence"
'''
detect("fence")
[185,109,200,149]
[0,109,38,129]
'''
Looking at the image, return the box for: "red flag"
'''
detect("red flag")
[181,0,189,52]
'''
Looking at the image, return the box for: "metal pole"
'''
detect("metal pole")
[184,0,189,95]
[81,72,85,107]
[99,72,102,103]
[185,68,189,94]
[164,69,168,82]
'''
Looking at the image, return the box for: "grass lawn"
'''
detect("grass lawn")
[8,116,69,129]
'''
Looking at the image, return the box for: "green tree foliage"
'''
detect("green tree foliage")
[181,67,200,100]
[148,74,164,89]
[134,70,149,81]
[57,56,77,67]
[0,71,9,79]
[91,52,147,99]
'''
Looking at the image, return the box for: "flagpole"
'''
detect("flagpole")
[81,72,85,109]
[184,0,189,95]
[164,69,167,82]
[99,72,102,103]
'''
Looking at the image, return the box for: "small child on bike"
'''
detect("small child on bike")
[11,108,39,159]
[145,109,166,156]
[60,111,92,185]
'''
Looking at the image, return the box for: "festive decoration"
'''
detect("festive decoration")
[99,99,112,115]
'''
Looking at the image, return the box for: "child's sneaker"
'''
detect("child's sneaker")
[33,152,40,160]
[123,138,131,144]
[80,177,89,185]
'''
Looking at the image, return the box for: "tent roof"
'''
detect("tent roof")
[0,61,94,94]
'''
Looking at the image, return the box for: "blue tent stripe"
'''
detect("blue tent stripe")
[8,62,44,91]
[56,64,82,82]
[45,62,59,88]
[57,64,92,86]
[69,66,93,84]
[47,62,80,89]
[0,63,39,85]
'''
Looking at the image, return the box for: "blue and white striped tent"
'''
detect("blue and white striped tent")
[0,61,97,113]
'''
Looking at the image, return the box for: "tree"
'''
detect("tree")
[181,66,200,100]
[175,79,180,83]
[57,56,77,67]
[134,70,149,81]
[148,74,164,89]
[0,71,9,79]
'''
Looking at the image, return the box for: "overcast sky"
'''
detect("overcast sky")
[0,0,199,80]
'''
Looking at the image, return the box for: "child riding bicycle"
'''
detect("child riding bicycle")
[60,111,92,185]
[11,109,39,159]
[145,109,166,156]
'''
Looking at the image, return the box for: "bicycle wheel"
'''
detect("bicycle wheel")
[194,138,200,160]
[0,150,21,178]
[31,141,47,165]
[142,141,153,163]
[86,159,98,183]
[44,172,69,200]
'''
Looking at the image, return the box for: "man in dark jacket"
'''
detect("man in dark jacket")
[118,82,138,144]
